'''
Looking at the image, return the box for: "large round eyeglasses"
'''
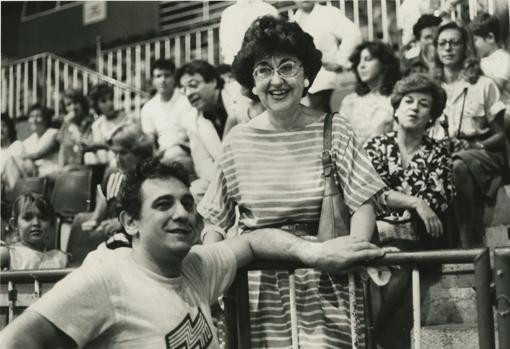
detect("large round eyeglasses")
[252,61,302,81]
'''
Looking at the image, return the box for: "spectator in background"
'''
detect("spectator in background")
[176,60,250,200]
[403,14,442,74]
[0,193,67,270]
[219,0,279,65]
[140,59,196,167]
[340,41,401,144]
[57,89,95,169]
[469,12,510,107]
[364,73,452,349]
[292,1,362,112]
[1,113,24,192]
[3,104,60,190]
[88,83,133,166]
[430,21,506,248]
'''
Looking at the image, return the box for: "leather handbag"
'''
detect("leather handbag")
[317,113,351,241]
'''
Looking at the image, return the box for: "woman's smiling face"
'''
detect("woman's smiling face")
[252,54,305,115]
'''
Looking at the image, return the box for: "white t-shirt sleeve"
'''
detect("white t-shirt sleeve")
[29,265,116,347]
[189,244,237,303]
[140,102,156,136]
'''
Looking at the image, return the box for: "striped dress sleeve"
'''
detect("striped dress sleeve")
[197,144,237,232]
[332,114,387,213]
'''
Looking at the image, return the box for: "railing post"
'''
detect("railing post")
[223,270,250,349]
[96,35,103,75]
[474,248,495,349]
[494,247,510,349]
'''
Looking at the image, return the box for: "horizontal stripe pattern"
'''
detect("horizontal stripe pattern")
[248,269,366,349]
[198,114,385,231]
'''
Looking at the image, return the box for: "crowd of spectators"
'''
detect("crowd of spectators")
[0,2,509,348]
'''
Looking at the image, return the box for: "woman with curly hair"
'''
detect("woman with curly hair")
[430,21,506,247]
[339,41,401,144]
[364,73,454,348]
[198,15,386,348]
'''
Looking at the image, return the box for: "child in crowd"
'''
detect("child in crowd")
[0,193,67,270]
[469,12,510,107]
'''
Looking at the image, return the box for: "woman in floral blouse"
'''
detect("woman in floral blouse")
[363,73,454,348]
[364,73,454,250]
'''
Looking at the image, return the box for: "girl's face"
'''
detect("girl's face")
[98,96,115,118]
[395,92,433,133]
[252,54,305,115]
[357,49,383,84]
[64,98,84,118]
[28,109,48,134]
[436,28,464,68]
[15,205,51,249]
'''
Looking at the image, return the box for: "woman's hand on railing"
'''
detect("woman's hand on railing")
[302,236,384,274]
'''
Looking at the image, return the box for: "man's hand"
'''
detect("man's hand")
[414,199,443,238]
[82,219,98,232]
[301,236,384,273]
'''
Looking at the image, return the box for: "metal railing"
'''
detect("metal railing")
[1,248,509,347]
[1,53,149,120]
[224,248,502,349]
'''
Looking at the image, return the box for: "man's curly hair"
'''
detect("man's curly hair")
[232,15,322,97]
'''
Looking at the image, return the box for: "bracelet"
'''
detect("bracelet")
[200,228,226,242]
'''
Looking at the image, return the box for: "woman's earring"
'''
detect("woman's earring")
[252,87,258,96]
[304,79,310,88]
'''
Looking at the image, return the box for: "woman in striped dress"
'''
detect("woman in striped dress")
[198,16,386,348]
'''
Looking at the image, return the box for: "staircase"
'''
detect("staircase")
[1,53,149,120]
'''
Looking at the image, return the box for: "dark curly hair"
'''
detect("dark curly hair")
[232,15,322,97]
[431,21,481,84]
[89,83,114,114]
[1,112,17,144]
[469,12,501,42]
[175,60,224,90]
[120,159,191,219]
[413,14,441,41]
[391,73,447,124]
[349,41,401,96]
[27,103,54,129]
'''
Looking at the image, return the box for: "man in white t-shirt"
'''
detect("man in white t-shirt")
[141,59,197,166]
[0,159,383,348]
[470,12,510,107]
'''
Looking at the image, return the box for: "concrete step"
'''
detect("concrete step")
[486,225,510,248]
[485,186,510,227]
[415,324,479,349]
[421,268,477,325]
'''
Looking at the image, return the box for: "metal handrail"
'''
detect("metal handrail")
[494,247,510,349]
[225,248,495,349]
[0,268,75,284]
[1,52,147,95]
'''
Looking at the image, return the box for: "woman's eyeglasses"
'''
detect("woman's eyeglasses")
[437,39,463,48]
[252,61,302,81]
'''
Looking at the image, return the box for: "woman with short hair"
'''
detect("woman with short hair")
[199,15,386,348]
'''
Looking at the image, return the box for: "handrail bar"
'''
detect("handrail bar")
[100,23,221,55]
[1,52,148,96]
[0,268,75,284]
[242,248,487,271]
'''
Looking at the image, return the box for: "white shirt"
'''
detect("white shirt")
[481,49,510,107]
[140,91,197,151]
[292,4,362,92]
[219,0,279,65]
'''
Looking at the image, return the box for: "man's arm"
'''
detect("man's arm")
[0,310,77,349]
[223,228,384,273]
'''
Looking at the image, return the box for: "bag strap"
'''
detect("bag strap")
[322,113,335,178]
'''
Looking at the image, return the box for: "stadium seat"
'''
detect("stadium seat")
[51,168,93,218]
[10,177,49,201]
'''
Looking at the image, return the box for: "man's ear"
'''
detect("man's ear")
[119,211,139,237]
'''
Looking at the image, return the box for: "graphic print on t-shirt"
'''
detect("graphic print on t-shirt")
[165,307,213,348]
